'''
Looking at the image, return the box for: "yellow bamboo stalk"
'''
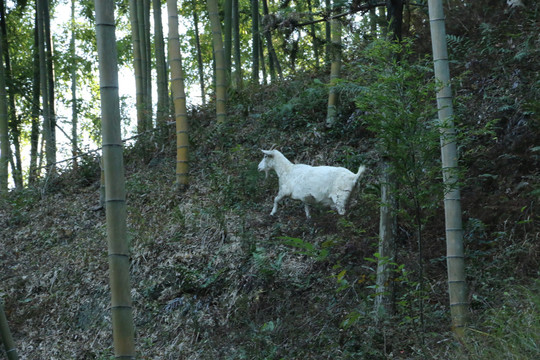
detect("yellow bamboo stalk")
[167,0,189,189]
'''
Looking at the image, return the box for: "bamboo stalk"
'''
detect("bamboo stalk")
[167,0,190,189]
[95,0,136,356]
[428,0,468,336]
[0,300,18,360]
[207,0,227,123]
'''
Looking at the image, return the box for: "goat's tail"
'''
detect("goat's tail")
[356,165,367,179]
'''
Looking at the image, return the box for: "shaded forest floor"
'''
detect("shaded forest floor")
[1,3,540,359]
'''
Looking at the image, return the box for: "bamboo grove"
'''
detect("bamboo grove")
[0,0,443,192]
[0,0,473,354]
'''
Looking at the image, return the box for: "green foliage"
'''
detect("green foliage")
[207,149,262,209]
[352,38,443,222]
[75,153,101,186]
[279,236,330,262]
[251,246,286,280]
[262,79,327,130]
[463,281,540,359]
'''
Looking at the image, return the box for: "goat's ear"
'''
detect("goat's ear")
[261,150,273,156]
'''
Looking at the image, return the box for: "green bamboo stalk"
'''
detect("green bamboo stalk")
[428,0,468,336]
[207,0,227,123]
[232,0,243,88]
[153,0,169,136]
[95,0,136,357]
[193,10,206,104]
[326,1,341,127]
[224,0,233,83]
[128,0,145,134]
[0,22,8,192]
[37,0,54,175]
[167,0,189,189]
[251,0,260,84]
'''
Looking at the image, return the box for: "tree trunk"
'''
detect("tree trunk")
[259,34,267,84]
[0,20,8,192]
[29,14,40,184]
[262,0,282,81]
[129,0,145,133]
[326,1,341,128]
[153,0,169,138]
[43,0,56,169]
[168,0,189,189]
[374,1,403,321]
[224,0,232,84]
[193,10,206,104]
[0,2,22,188]
[325,0,331,65]
[37,0,54,175]
[374,161,397,318]
[207,0,227,123]
[251,0,260,84]
[307,0,320,69]
[386,0,403,42]
[70,0,78,171]
[142,0,152,130]
[232,0,243,88]
[95,0,136,357]
[428,0,468,336]
[0,300,18,360]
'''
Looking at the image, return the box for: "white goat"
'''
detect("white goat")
[258,149,366,218]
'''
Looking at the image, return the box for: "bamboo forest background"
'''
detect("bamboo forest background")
[1,0,539,359]
[0,0,397,187]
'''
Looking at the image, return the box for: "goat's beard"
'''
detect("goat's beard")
[264,170,269,179]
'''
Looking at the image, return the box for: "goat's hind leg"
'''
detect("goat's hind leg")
[304,203,311,219]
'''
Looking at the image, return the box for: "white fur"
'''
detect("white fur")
[258,149,366,218]
[506,0,523,7]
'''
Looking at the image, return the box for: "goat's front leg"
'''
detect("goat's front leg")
[304,203,311,219]
[271,192,285,216]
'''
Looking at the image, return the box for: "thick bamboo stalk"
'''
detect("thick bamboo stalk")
[95,0,136,357]
[167,0,189,189]
[428,0,468,336]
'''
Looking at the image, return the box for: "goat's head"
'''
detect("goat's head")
[258,150,276,178]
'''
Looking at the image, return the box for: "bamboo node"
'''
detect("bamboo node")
[102,143,123,147]
[108,253,129,258]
